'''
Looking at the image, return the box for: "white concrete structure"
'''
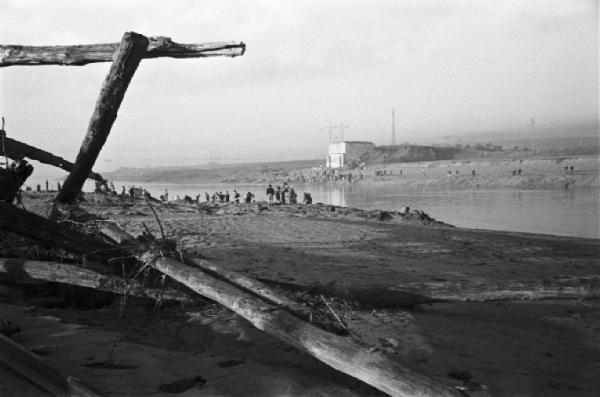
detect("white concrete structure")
[326,141,375,168]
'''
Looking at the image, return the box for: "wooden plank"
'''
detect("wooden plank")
[388,277,600,303]
[0,258,195,303]
[0,37,245,67]
[55,32,149,204]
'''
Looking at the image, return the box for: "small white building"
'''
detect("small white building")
[326,141,375,168]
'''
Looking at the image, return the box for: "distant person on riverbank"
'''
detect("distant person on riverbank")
[234,190,240,203]
[225,191,230,202]
[303,192,312,204]
[472,170,476,176]
[266,184,275,205]
[281,183,288,204]
[205,192,210,202]
[275,186,281,203]
[289,186,297,204]
[245,192,252,203]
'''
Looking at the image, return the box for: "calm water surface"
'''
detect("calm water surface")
[108,181,599,239]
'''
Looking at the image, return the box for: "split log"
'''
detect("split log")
[1,135,103,181]
[0,333,103,397]
[1,37,245,67]
[55,32,149,204]
[388,277,600,303]
[0,202,118,263]
[143,253,458,397]
[0,258,194,303]
[0,160,33,203]
[188,257,315,322]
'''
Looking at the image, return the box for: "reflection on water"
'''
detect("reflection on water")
[99,180,598,239]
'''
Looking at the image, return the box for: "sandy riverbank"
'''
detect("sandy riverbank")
[2,193,599,396]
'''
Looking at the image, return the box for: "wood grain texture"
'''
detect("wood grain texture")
[0,37,245,66]
[55,32,149,204]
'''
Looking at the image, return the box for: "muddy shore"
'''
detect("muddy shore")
[1,192,599,396]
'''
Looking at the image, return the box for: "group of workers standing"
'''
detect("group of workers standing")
[156,182,313,206]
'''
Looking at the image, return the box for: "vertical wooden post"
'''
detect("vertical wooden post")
[55,32,149,204]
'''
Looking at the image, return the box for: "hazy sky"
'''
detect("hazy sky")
[1,0,598,169]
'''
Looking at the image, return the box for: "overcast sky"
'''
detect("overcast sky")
[1,0,598,169]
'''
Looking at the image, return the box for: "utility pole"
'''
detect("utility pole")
[529,117,536,151]
[391,109,396,146]
[322,123,335,144]
[336,122,348,143]
[322,122,348,144]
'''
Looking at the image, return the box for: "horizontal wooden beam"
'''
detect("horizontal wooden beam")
[388,276,600,303]
[0,36,245,67]
[2,134,104,182]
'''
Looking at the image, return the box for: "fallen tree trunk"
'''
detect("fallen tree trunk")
[0,333,103,397]
[188,257,316,324]
[2,135,104,181]
[0,258,194,303]
[56,32,149,204]
[143,253,458,397]
[1,37,245,67]
[388,277,600,303]
[0,202,118,263]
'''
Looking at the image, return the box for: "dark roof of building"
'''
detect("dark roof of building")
[344,141,375,145]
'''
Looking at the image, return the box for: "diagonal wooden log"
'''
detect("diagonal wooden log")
[143,253,458,397]
[1,134,104,181]
[0,258,194,303]
[0,202,118,263]
[0,37,245,67]
[0,333,103,397]
[55,32,149,204]
[98,223,336,331]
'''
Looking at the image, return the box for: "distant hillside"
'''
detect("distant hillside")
[360,145,460,165]
[106,159,323,183]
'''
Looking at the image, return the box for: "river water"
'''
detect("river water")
[104,181,599,239]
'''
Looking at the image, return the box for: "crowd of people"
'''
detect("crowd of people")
[155,182,313,206]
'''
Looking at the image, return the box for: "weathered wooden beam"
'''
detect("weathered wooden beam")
[0,333,103,397]
[388,277,600,303]
[1,135,104,181]
[143,253,458,397]
[0,37,245,67]
[188,257,315,322]
[0,202,117,263]
[0,258,195,303]
[55,32,149,204]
